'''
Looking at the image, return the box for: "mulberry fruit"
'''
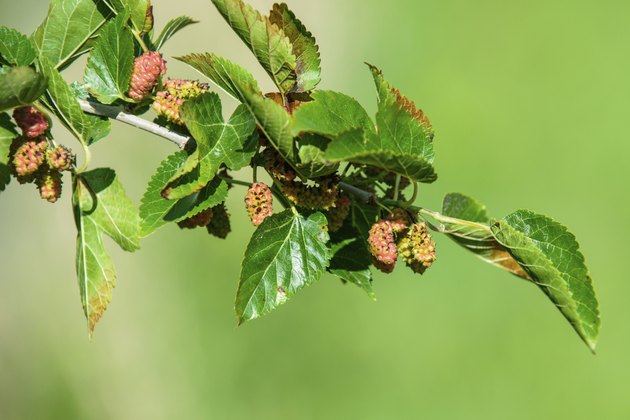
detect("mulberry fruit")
[262,147,296,182]
[207,204,231,239]
[152,79,209,125]
[398,222,436,274]
[13,107,48,138]
[37,170,62,203]
[128,51,166,101]
[245,182,273,226]
[282,176,338,210]
[46,145,74,172]
[386,208,411,234]
[12,138,48,179]
[325,195,351,232]
[177,208,214,229]
[367,220,398,273]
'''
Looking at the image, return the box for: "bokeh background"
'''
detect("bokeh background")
[1,0,629,418]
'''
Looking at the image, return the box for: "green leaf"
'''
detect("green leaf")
[269,3,320,92]
[441,193,529,279]
[140,151,229,237]
[162,92,256,200]
[104,0,151,34]
[325,129,437,183]
[177,53,297,166]
[291,90,374,137]
[491,210,600,352]
[0,66,48,112]
[236,210,331,324]
[39,57,110,146]
[350,199,379,241]
[329,238,375,300]
[79,168,141,252]
[73,168,139,335]
[33,0,112,69]
[296,133,338,178]
[0,113,17,192]
[84,13,135,104]
[153,16,198,51]
[0,27,37,66]
[211,0,296,95]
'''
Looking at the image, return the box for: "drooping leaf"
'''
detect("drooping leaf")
[0,27,37,66]
[39,57,110,146]
[32,0,112,69]
[440,193,529,278]
[177,53,297,165]
[162,93,256,199]
[291,90,375,137]
[236,210,331,324]
[104,0,151,34]
[0,113,17,192]
[153,16,198,51]
[491,210,600,352]
[140,151,229,237]
[0,66,48,112]
[269,3,320,92]
[325,129,437,183]
[84,13,135,104]
[73,168,139,335]
[211,0,296,95]
[329,237,375,300]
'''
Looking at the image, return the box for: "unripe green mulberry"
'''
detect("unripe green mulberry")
[207,204,231,239]
[128,51,166,101]
[37,170,62,203]
[326,195,351,232]
[245,182,273,226]
[386,208,411,234]
[262,147,296,182]
[367,220,397,273]
[177,208,214,229]
[13,106,49,138]
[152,79,209,125]
[282,176,338,210]
[12,138,48,179]
[398,222,436,274]
[46,145,74,172]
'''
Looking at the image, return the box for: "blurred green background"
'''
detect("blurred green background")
[1,0,629,418]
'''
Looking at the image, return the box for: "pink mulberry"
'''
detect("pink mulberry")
[12,138,47,179]
[152,79,209,125]
[46,145,74,172]
[13,107,48,138]
[128,51,166,101]
[37,170,62,203]
[368,220,398,273]
[245,182,273,226]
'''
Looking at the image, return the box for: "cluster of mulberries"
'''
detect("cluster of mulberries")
[128,51,167,101]
[367,220,398,273]
[7,108,74,203]
[397,222,436,274]
[325,195,351,232]
[262,147,296,182]
[152,79,209,125]
[177,207,214,229]
[207,204,231,239]
[13,106,48,138]
[245,182,274,226]
[282,176,339,210]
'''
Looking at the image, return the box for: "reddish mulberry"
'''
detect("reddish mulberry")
[368,220,398,273]
[12,138,47,179]
[46,145,74,172]
[37,170,62,203]
[152,79,209,125]
[398,222,436,274]
[207,204,231,239]
[128,51,166,101]
[177,208,214,229]
[325,195,351,232]
[245,182,273,226]
[282,176,338,210]
[13,107,48,138]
